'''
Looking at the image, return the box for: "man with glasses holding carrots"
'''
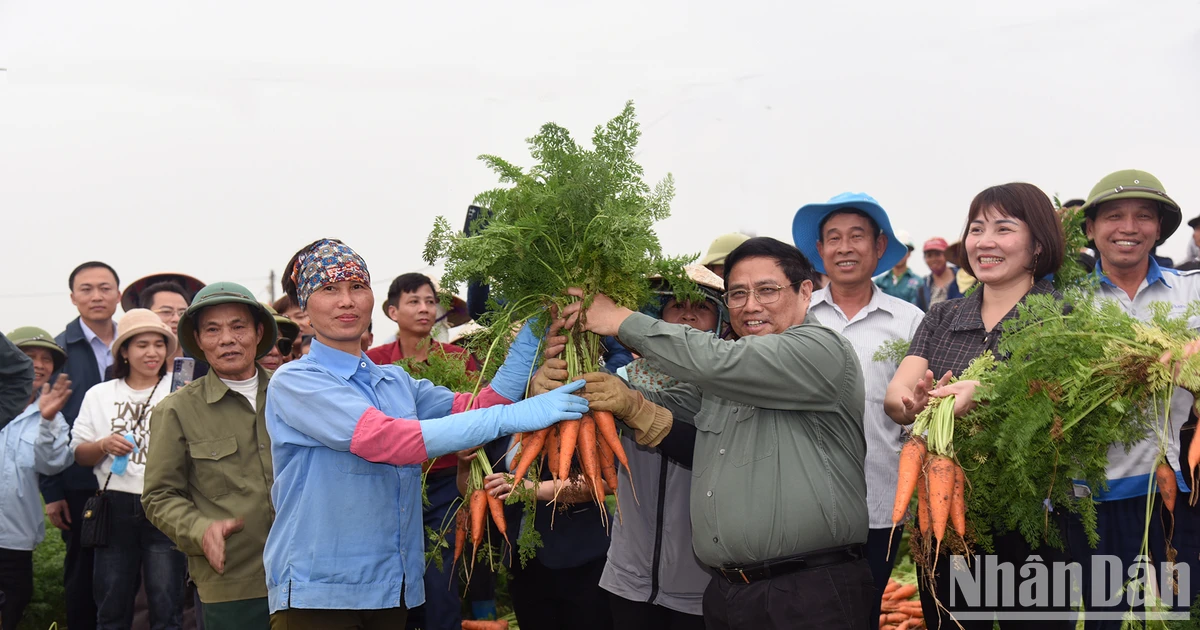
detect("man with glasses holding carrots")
[550,236,875,630]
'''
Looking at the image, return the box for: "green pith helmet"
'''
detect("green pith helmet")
[178,282,279,360]
[262,303,301,344]
[1082,170,1181,245]
[699,233,751,267]
[7,327,67,371]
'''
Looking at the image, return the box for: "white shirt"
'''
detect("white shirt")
[809,284,925,528]
[81,319,117,378]
[69,374,172,495]
[221,372,260,409]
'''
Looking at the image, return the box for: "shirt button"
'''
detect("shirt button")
[210,451,216,456]
[719,448,726,455]
[706,490,713,497]
[361,362,367,368]
[713,537,719,543]
[259,444,265,450]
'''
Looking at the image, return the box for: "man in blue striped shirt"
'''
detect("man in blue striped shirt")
[793,192,925,625]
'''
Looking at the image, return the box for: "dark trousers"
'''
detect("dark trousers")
[404,470,462,630]
[865,527,903,625]
[0,549,33,630]
[269,607,407,630]
[609,592,705,630]
[917,530,1076,630]
[509,556,611,630]
[702,557,876,630]
[93,491,187,630]
[66,488,99,630]
[1064,494,1179,630]
[203,597,269,630]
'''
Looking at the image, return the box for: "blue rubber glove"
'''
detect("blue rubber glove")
[422,380,588,458]
[110,433,138,476]
[488,319,542,402]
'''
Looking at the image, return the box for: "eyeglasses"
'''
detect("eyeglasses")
[723,283,800,308]
[154,308,188,319]
[276,338,294,355]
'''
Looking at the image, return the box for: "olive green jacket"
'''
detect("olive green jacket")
[142,370,274,603]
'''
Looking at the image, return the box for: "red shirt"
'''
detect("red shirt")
[365,339,482,473]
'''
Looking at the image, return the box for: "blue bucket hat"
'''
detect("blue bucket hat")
[791,192,907,276]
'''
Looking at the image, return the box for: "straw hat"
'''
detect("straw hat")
[120,273,206,312]
[111,309,178,359]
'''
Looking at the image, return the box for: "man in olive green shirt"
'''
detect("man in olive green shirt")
[558,237,872,630]
[142,282,279,630]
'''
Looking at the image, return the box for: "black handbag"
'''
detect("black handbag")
[80,377,160,549]
[80,474,113,548]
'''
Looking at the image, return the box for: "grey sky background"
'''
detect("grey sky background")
[2,1,1198,337]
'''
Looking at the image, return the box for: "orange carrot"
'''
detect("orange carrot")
[889,583,918,601]
[597,430,618,492]
[1157,461,1177,514]
[927,455,955,555]
[883,579,900,596]
[452,506,467,572]
[557,418,580,483]
[950,462,967,538]
[893,438,926,526]
[594,409,637,503]
[461,620,509,630]
[511,427,547,482]
[916,468,931,536]
[470,489,488,549]
[577,414,605,506]
[486,492,508,545]
[883,612,908,624]
[545,424,561,482]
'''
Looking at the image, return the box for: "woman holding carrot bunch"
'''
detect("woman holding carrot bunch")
[884,183,1074,630]
[261,238,589,629]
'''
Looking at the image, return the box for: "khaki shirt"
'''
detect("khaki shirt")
[142,370,274,603]
[618,313,868,568]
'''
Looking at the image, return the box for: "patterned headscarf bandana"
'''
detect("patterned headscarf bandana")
[290,239,371,309]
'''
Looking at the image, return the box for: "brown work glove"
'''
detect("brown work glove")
[581,372,673,447]
[529,358,568,397]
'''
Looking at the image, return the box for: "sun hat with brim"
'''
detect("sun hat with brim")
[895,230,915,252]
[178,282,279,360]
[644,264,728,331]
[8,326,67,372]
[1081,170,1181,246]
[263,303,301,343]
[791,192,907,276]
[111,309,178,360]
[432,281,471,327]
[699,233,752,267]
[120,273,206,313]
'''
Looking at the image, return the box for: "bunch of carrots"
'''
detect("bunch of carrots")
[891,436,967,567]
[461,620,509,630]
[453,452,509,583]
[879,579,924,629]
[509,408,633,525]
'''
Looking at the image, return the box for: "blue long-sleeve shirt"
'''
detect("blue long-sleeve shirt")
[1,402,73,550]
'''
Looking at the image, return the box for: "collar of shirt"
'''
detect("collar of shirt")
[80,319,115,347]
[811,284,896,323]
[200,368,269,405]
[308,338,390,388]
[946,279,1056,332]
[1094,257,1174,291]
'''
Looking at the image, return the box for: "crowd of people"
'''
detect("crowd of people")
[0,167,1197,630]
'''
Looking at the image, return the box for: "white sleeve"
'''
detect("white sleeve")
[68,384,107,449]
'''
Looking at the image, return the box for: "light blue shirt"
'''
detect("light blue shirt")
[81,320,116,378]
[0,402,73,550]
[263,339,462,614]
[1084,258,1200,500]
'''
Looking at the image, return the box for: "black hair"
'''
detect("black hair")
[723,237,817,290]
[113,334,171,381]
[69,261,119,291]
[817,208,882,242]
[139,281,191,309]
[281,239,345,305]
[386,273,437,311]
[1062,199,1086,208]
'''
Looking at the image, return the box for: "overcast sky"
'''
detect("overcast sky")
[2,0,1198,336]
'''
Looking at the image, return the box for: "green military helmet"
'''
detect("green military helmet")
[178,282,279,360]
[1082,170,1181,245]
[7,326,67,372]
[262,303,301,345]
[699,233,751,267]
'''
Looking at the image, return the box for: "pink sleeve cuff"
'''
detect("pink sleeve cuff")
[349,407,429,466]
[451,386,513,413]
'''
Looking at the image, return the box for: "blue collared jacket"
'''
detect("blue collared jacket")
[1,402,73,550]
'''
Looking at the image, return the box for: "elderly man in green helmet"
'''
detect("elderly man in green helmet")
[1065,169,1200,627]
[141,282,279,630]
